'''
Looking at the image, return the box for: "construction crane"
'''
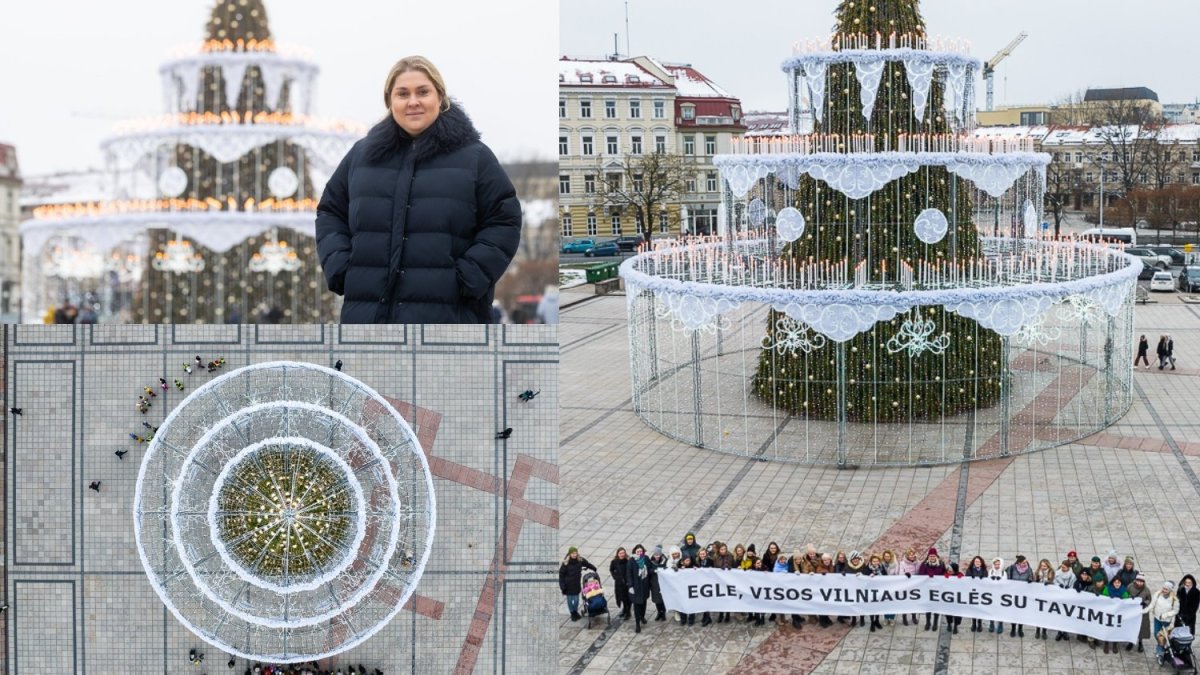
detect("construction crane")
[983,31,1028,111]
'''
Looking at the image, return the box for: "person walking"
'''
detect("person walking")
[609,548,630,619]
[1166,334,1177,370]
[558,547,596,621]
[1157,335,1170,370]
[1136,334,1151,368]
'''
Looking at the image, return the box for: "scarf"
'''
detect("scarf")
[636,555,648,579]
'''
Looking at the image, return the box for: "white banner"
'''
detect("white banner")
[658,569,1142,643]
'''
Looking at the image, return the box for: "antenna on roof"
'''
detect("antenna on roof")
[625,1,631,57]
[611,33,619,60]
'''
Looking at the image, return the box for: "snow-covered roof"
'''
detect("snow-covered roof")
[558,58,667,88]
[655,61,733,99]
[972,125,1051,141]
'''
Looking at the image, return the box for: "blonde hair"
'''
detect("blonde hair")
[383,55,451,112]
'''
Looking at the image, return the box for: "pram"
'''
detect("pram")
[580,570,610,628]
[1158,625,1197,673]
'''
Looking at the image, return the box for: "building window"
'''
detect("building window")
[635,211,645,233]
[1052,152,1059,161]
[605,99,617,119]
[686,178,696,193]
[587,213,597,235]
[1085,173,1093,183]
[606,135,619,155]
[1194,173,1200,185]
[559,99,566,118]
[580,73,593,83]
[684,135,695,155]
[559,175,571,194]
[681,105,696,121]
[653,100,666,118]
[655,135,666,153]
[584,174,595,193]
[1193,151,1200,162]
[606,172,622,190]
[659,212,669,233]
[582,135,594,155]
[633,173,644,193]
[1020,111,1046,125]
[602,74,617,84]
[629,99,641,118]
[561,214,572,237]
[731,105,741,121]
[631,135,643,155]
[705,135,716,155]
[580,99,592,118]
[1075,152,1083,163]
[611,214,622,234]
[706,172,717,192]
[559,135,568,156]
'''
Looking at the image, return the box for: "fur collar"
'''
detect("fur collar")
[362,102,481,165]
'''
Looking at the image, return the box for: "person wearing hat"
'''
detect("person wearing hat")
[1005,555,1033,638]
[647,544,669,622]
[1116,556,1139,588]
[918,548,947,631]
[1053,559,1077,641]
[1087,555,1107,585]
[898,548,922,626]
[1129,573,1152,652]
[680,533,701,565]
[987,556,1006,634]
[1101,550,1122,583]
[559,547,597,621]
[844,551,867,628]
[1072,568,1094,643]
[1178,574,1199,635]
[1065,550,1083,576]
[1149,581,1179,657]
[1089,576,1114,652]
[608,547,631,619]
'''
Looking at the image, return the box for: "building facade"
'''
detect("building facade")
[558,56,745,240]
[0,145,21,320]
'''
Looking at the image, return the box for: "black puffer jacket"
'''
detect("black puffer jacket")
[315,104,521,323]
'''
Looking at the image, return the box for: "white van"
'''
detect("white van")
[1080,227,1137,246]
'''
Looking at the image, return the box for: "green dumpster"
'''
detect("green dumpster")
[586,263,619,283]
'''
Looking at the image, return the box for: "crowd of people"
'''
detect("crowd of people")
[560,537,1198,657]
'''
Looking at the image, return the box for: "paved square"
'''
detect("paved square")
[560,293,1200,675]
[0,324,558,674]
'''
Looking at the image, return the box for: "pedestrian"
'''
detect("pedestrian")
[494,428,512,439]
[1087,555,1107,585]
[987,557,1005,634]
[8,407,20,416]
[770,553,789,627]
[625,544,654,633]
[183,363,192,374]
[228,657,235,668]
[1157,335,1170,370]
[815,552,835,627]
[1005,555,1033,637]
[1065,549,1083,576]
[1127,573,1152,653]
[609,547,630,619]
[1136,335,1151,368]
[1031,559,1055,639]
[558,547,595,622]
[1166,334,1177,370]
[195,355,203,366]
[646,545,668,622]
[1089,576,1110,651]
[335,359,343,371]
[1178,574,1199,635]
[114,450,127,460]
[673,550,694,626]
[143,386,156,398]
[898,548,922,626]
[965,556,988,633]
[918,548,946,631]
[1149,581,1179,658]
[1053,559,1077,641]
[174,379,184,391]
[315,55,521,323]
[88,481,101,492]
[518,389,539,402]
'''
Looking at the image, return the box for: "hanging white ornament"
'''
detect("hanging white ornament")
[854,60,886,123]
[804,62,827,123]
[913,208,948,244]
[886,310,951,357]
[1023,199,1039,238]
[944,63,968,123]
[775,207,806,243]
[765,316,827,355]
[222,62,249,110]
[902,58,935,123]
[748,198,767,227]
[268,167,300,199]
[158,167,188,198]
[1013,312,1061,346]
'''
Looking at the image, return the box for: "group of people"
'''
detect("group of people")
[1135,334,1177,370]
[217,657,385,675]
[560,538,1199,657]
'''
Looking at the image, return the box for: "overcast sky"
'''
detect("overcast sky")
[562,0,1200,113]
[0,0,557,176]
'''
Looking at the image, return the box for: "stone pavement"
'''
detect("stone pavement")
[560,295,1200,675]
[0,324,559,674]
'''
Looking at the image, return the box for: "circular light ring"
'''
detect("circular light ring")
[205,436,369,594]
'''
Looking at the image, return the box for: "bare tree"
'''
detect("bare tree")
[1044,162,1080,237]
[1087,97,1163,195]
[1048,89,1089,126]
[596,151,689,244]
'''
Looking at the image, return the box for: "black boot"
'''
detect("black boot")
[1010,625,1016,637]
[902,615,909,626]
[688,614,695,626]
[1056,632,1064,641]
[635,619,641,634]
[656,610,666,622]
[925,616,931,631]
[570,611,580,621]
[932,615,939,630]
[819,616,832,627]
[701,613,712,627]
[1018,626,1024,638]
[791,615,803,629]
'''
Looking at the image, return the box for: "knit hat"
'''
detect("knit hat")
[669,545,681,558]
[653,545,664,557]
[1107,549,1118,561]
[747,544,756,553]
[1067,550,1077,558]
[1125,556,1134,564]
[1164,581,1176,591]
[568,546,578,555]
[1091,556,1102,563]
[850,550,862,561]
[1136,573,1146,581]
[1015,555,1026,563]
[927,547,938,557]
[685,532,696,542]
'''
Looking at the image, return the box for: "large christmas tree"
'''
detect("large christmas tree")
[751,0,1002,422]
[135,0,325,323]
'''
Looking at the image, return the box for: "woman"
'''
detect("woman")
[1031,559,1055,639]
[695,548,714,627]
[1178,574,1199,634]
[918,548,946,631]
[988,557,1005,634]
[1129,573,1152,653]
[881,549,897,626]
[898,548,922,626]
[965,556,988,633]
[866,554,886,632]
[1117,557,1139,588]
[815,553,835,627]
[1136,334,1151,368]
[1053,559,1077,641]
[749,555,768,626]
[315,56,521,323]
[647,545,669,622]
[1089,576,1111,651]
[732,544,747,569]
[559,547,596,621]
[673,553,693,626]
[1149,581,1179,658]
[846,551,868,627]
[1157,335,1170,370]
[609,548,631,619]
[1006,555,1033,638]
[625,545,654,633]
[712,542,734,624]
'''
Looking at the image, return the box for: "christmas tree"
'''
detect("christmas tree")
[751,0,1003,421]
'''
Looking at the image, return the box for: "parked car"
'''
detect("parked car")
[1150,271,1175,292]
[616,235,645,252]
[1144,245,1186,266]
[1138,261,1157,280]
[584,240,620,257]
[1125,248,1171,269]
[1179,265,1200,292]
[561,238,596,254]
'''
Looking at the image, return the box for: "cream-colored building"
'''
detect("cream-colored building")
[0,144,21,319]
[558,56,745,240]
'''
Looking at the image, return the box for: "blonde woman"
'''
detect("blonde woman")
[1031,558,1055,639]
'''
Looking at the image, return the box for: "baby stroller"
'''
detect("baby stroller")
[580,570,610,628]
[1159,625,1197,673]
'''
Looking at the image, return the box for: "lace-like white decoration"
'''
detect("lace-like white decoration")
[775,207,807,242]
[723,163,772,197]
[1056,294,1103,324]
[914,208,949,244]
[948,295,1056,336]
[803,62,828,123]
[902,58,935,122]
[654,291,739,333]
[945,158,1032,198]
[222,62,249,109]
[886,311,951,357]
[944,62,968,123]
[1013,312,1062,346]
[854,61,886,123]
[748,198,767,227]
[103,127,360,172]
[807,161,921,200]
[765,316,827,355]
[776,302,905,343]
[1023,199,1039,238]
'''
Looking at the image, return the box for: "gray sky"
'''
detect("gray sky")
[561,0,1200,114]
[0,0,557,176]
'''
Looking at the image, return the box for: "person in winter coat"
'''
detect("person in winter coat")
[1065,549,1083,576]
[559,547,597,621]
[315,56,521,324]
[1157,335,1171,369]
[965,556,988,633]
[712,542,734,624]
[679,533,701,564]
[845,551,867,628]
[1116,556,1139,588]
[673,552,693,625]
[1178,574,1199,634]
[988,557,1006,634]
[1136,335,1151,368]
[866,554,886,632]
[1101,550,1122,582]
[881,549,897,626]
[609,547,630,619]
[1087,555,1107,585]
[1089,576,1115,652]
[625,544,654,633]
[1031,559,1055,639]
[694,548,715,627]
[1150,581,1180,657]
[748,555,768,626]
[1129,573,1152,653]
[918,548,947,631]
[1165,334,1177,370]
[646,545,669,622]
[1005,555,1033,638]
[898,548,922,626]
[732,544,747,569]
[1053,559,1077,642]
[815,553,835,627]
